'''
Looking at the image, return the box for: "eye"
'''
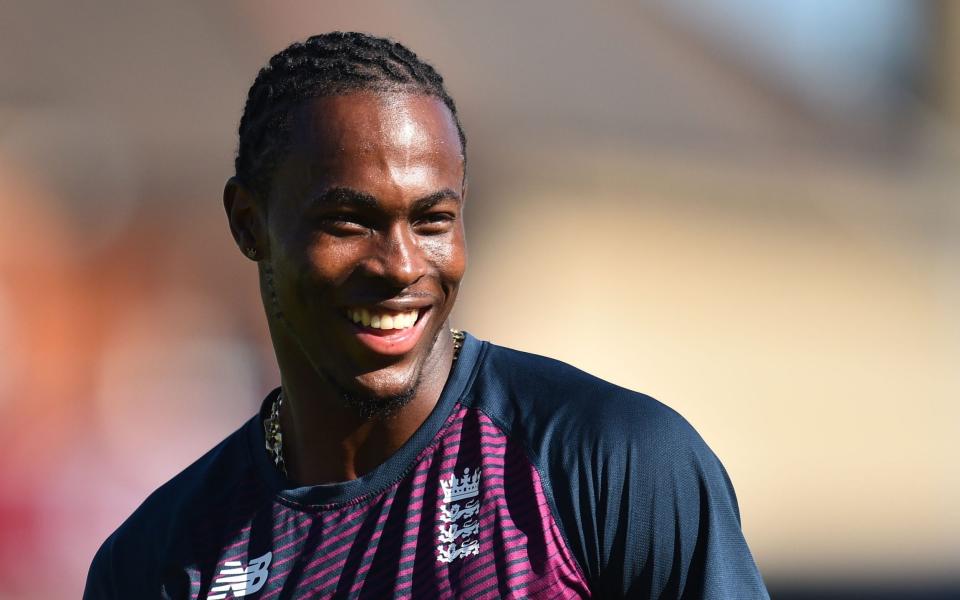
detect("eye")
[414,212,456,234]
[316,212,372,235]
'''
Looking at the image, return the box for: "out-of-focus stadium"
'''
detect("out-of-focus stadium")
[1,1,958,598]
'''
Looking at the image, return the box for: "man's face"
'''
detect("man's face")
[262,92,466,406]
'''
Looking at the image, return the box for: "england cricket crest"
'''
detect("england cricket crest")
[437,467,482,563]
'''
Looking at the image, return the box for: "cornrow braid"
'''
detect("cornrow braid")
[235,32,466,198]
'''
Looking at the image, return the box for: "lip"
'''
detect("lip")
[344,306,432,356]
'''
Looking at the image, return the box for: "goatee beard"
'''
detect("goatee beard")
[340,386,417,420]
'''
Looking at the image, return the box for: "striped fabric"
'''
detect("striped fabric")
[185,405,590,599]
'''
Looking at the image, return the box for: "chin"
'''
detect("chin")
[341,386,418,420]
[333,362,425,420]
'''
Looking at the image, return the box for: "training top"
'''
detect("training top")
[84,332,769,599]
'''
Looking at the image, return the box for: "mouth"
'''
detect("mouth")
[342,305,431,356]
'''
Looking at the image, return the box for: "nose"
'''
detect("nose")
[369,224,428,288]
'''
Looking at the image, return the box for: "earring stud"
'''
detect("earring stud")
[245,247,257,259]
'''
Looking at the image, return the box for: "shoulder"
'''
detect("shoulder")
[469,341,717,524]
[471,341,704,459]
[468,341,767,597]
[84,418,258,598]
[118,417,257,537]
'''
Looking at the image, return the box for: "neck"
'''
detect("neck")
[271,326,456,486]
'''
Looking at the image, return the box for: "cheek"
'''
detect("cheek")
[304,237,366,283]
[423,231,466,286]
[271,239,349,315]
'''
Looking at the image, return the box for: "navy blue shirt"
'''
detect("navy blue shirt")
[85,333,768,598]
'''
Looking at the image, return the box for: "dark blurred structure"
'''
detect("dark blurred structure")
[1,1,958,598]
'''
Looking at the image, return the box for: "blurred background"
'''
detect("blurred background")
[1,1,958,598]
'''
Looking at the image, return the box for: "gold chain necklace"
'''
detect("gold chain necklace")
[265,329,465,478]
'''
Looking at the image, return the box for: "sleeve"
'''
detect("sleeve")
[83,534,118,600]
[542,391,770,599]
[83,512,183,599]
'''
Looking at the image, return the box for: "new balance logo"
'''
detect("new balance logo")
[207,551,272,600]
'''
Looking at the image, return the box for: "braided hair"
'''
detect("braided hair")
[235,32,467,199]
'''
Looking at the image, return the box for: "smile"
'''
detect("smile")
[342,305,432,356]
[345,308,420,330]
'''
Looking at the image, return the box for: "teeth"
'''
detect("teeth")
[347,308,420,330]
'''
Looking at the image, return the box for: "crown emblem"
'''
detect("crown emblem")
[440,467,481,503]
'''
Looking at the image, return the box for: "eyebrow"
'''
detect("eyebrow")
[411,188,462,212]
[311,187,379,210]
[310,186,461,211]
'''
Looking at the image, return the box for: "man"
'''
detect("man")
[85,32,768,599]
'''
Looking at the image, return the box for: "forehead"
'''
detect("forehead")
[284,92,463,181]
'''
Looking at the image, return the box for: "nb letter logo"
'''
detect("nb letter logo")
[207,551,272,599]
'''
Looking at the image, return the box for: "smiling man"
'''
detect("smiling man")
[85,32,768,599]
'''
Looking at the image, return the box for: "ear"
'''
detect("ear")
[223,177,269,261]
